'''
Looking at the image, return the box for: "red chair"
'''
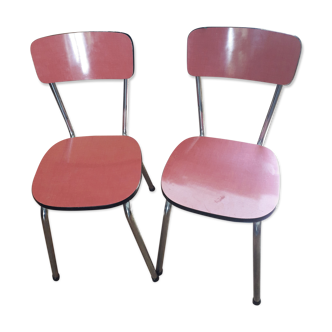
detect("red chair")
[156,27,301,304]
[31,32,159,282]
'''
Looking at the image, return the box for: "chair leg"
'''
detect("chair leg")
[40,207,60,281]
[253,221,261,305]
[142,163,155,192]
[123,201,159,282]
[156,200,172,276]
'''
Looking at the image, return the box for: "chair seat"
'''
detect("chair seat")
[161,137,280,222]
[32,136,142,210]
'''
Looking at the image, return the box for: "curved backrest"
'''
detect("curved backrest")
[31,31,134,83]
[187,27,301,85]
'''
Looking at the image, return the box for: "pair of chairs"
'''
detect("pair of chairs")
[31,27,301,305]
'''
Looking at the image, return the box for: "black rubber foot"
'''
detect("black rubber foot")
[52,274,60,281]
[156,271,163,277]
[149,186,155,192]
[152,276,159,282]
[251,300,262,307]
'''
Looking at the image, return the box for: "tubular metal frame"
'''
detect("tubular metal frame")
[257,84,282,146]
[157,79,284,304]
[123,201,159,282]
[39,79,157,281]
[195,76,205,136]
[39,207,60,281]
[251,221,262,306]
[122,79,128,136]
[49,83,75,138]
[156,199,173,276]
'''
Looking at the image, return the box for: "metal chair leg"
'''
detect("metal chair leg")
[123,201,159,282]
[142,163,155,192]
[253,221,261,305]
[40,207,60,281]
[156,200,172,276]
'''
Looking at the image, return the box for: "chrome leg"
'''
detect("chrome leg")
[156,200,172,276]
[253,221,261,305]
[142,163,155,192]
[40,207,60,281]
[123,201,159,282]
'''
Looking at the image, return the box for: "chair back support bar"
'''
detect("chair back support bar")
[122,79,128,135]
[31,32,134,83]
[187,27,301,85]
[49,79,129,138]
[195,76,205,136]
[49,83,75,137]
[257,84,283,146]
[194,79,283,141]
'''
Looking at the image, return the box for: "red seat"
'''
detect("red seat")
[162,137,279,221]
[31,32,158,282]
[33,136,142,210]
[156,27,301,305]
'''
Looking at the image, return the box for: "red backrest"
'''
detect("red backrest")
[187,27,301,85]
[31,32,134,83]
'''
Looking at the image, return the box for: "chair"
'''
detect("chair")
[31,31,159,282]
[156,27,301,304]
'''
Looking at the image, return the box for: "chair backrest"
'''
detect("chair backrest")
[31,31,134,83]
[187,27,301,85]
[186,25,302,145]
[31,31,134,138]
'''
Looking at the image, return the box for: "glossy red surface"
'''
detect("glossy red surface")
[162,137,280,221]
[31,32,134,83]
[32,136,142,210]
[187,27,301,85]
